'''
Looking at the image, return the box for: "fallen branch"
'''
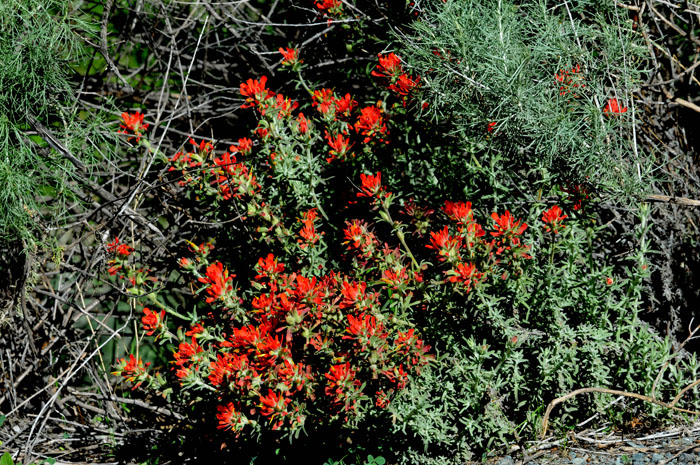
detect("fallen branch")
[540,383,700,439]
[646,193,700,207]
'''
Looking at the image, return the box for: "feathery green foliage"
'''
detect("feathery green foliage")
[396,0,649,200]
[0,0,107,247]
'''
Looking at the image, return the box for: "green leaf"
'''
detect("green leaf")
[0,415,5,427]
[1,452,14,465]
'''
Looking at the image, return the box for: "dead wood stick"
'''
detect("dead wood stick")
[646,194,700,207]
[540,384,700,439]
[26,115,163,237]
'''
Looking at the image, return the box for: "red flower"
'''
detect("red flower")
[541,205,567,234]
[141,307,165,336]
[259,390,290,419]
[375,390,391,408]
[371,53,403,79]
[119,112,149,142]
[256,253,285,278]
[189,138,213,154]
[198,262,235,303]
[230,137,253,156]
[354,104,387,143]
[106,237,134,257]
[216,402,242,431]
[272,93,299,119]
[446,262,482,292]
[339,280,370,309]
[426,226,462,262]
[240,76,274,110]
[326,131,353,162]
[279,47,302,67]
[486,121,497,133]
[315,0,343,14]
[296,113,309,134]
[334,93,357,118]
[443,201,474,225]
[185,323,205,337]
[312,88,336,116]
[345,313,383,339]
[388,73,421,97]
[357,172,383,198]
[490,211,527,237]
[173,336,203,367]
[324,362,360,407]
[298,208,322,247]
[603,98,627,114]
[381,267,409,288]
[343,219,378,256]
[112,354,150,389]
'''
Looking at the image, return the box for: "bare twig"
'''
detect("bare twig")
[540,384,700,439]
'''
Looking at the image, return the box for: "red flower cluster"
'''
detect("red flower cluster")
[312,88,357,121]
[172,253,430,434]
[490,211,531,259]
[119,111,149,142]
[555,64,585,98]
[357,172,386,200]
[314,0,344,19]
[324,362,361,412]
[603,98,627,114]
[371,53,421,105]
[167,138,210,187]
[230,137,253,156]
[141,307,166,336]
[107,237,134,257]
[173,336,204,380]
[354,104,388,143]
[198,262,237,305]
[212,149,260,200]
[240,76,273,110]
[343,219,379,258]
[541,205,567,234]
[279,47,302,68]
[106,237,135,277]
[427,226,463,264]
[325,131,353,162]
[297,208,323,248]
[426,202,533,291]
[112,354,150,389]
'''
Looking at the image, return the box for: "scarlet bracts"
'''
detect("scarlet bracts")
[279,47,302,69]
[119,112,149,142]
[198,262,236,304]
[603,98,628,114]
[371,53,421,105]
[541,205,567,234]
[141,307,166,336]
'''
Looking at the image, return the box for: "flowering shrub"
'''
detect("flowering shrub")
[103,12,700,464]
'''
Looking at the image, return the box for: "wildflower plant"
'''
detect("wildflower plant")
[100,3,700,463]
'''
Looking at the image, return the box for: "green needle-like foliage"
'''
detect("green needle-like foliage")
[0,0,109,247]
[396,0,650,200]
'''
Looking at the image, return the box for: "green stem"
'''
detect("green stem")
[382,203,420,271]
[297,70,314,97]
[146,293,190,321]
